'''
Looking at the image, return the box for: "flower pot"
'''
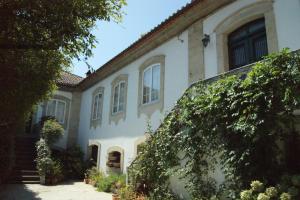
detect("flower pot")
[112,194,120,200]
[40,175,46,185]
[84,178,89,184]
[52,177,58,185]
[90,180,96,187]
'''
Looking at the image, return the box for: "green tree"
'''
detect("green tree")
[0,0,126,182]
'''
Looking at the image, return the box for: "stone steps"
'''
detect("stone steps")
[9,137,39,184]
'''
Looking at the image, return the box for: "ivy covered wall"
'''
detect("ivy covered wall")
[129,50,300,200]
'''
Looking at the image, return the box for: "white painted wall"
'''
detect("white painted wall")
[273,0,300,51]
[77,31,189,173]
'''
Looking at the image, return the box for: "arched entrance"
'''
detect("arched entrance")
[87,141,101,168]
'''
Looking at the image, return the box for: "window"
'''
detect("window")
[228,18,268,70]
[138,55,165,117]
[112,81,126,114]
[107,151,121,169]
[90,87,104,128]
[46,99,66,124]
[106,146,124,173]
[92,93,102,120]
[142,64,160,104]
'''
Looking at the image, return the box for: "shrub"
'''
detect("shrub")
[35,138,53,176]
[86,167,105,185]
[119,185,149,200]
[97,173,126,193]
[119,185,137,200]
[240,175,300,200]
[48,159,64,184]
[52,146,85,179]
[41,119,64,145]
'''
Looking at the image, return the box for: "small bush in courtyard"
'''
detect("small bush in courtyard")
[35,139,65,184]
[41,119,64,145]
[48,159,64,184]
[97,173,126,193]
[119,185,149,200]
[86,167,105,186]
[86,167,126,193]
[52,146,85,179]
[35,138,53,176]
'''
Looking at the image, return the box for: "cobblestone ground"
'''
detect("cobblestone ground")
[0,181,112,200]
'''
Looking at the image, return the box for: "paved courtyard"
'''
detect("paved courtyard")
[0,181,112,200]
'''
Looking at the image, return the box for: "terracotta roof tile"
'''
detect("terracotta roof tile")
[56,71,83,87]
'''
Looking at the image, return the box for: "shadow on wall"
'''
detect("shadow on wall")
[0,184,42,200]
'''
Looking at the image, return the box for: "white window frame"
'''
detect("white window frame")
[92,92,102,120]
[142,63,160,105]
[46,99,66,124]
[112,81,126,114]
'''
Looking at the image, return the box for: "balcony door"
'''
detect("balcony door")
[228,18,268,70]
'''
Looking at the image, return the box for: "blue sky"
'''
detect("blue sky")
[71,0,191,77]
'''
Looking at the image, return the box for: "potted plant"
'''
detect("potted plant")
[40,174,46,185]
[48,160,63,185]
[84,172,89,184]
[35,139,53,185]
[112,193,120,200]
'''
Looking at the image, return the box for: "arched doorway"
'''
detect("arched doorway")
[87,141,101,168]
[90,145,98,167]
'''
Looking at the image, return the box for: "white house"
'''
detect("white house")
[31,0,300,182]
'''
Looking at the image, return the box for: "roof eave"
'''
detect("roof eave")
[78,0,235,90]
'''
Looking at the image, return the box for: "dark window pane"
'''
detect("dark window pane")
[228,18,268,70]
[231,44,247,68]
[253,36,268,61]
[248,19,266,34]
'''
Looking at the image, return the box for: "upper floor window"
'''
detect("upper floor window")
[92,93,103,120]
[142,64,160,104]
[228,18,268,70]
[112,81,126,114]
[46,99,66,124]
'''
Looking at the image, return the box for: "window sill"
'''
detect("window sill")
[141,99,160,107]
[138,98,163,118]
[111,110,124,116]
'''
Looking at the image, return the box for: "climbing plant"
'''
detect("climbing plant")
[129,49,300,200]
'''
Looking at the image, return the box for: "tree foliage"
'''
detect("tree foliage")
[129,50,300,199]
[0,0,126,182]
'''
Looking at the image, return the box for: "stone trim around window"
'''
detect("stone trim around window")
[109,74,128,125]
[90,87,104,129]
[42,94,71,130]
[214,1,278,73]
[137,55,165,118]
